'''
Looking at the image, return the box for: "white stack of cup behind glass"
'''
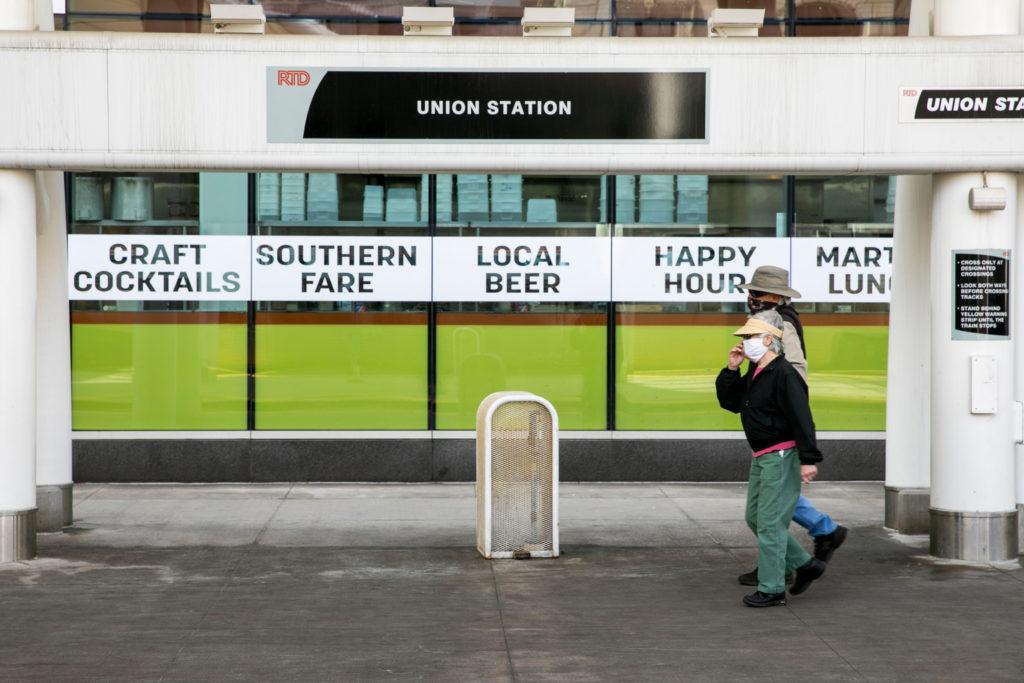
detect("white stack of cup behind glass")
[676,175,709,225]
[257,173,281,222]
[639,175,674,224]
[385,187,418,222]
[457,174,489,223]
[306,173,339,221]
[490,174,523,222]
[363,185,384,222]
[280,173,306,222]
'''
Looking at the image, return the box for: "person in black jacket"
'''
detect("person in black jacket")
[715,310,828,608]
[736,265,848,589]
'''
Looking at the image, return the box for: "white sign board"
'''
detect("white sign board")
[789,238,892,302]
[67,235,250,301]
[612,238,791,302]
[251,236,431,302]
[432,236,611,302]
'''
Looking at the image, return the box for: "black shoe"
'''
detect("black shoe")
[813,525,849,563]
[738,568,795,586]
[743,590,787,608]
[789,558,827,596]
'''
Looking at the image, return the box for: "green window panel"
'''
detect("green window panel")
[255,321,428,430]
[71,322,248,430]
[616,324,887,431]
[435,321,607,430]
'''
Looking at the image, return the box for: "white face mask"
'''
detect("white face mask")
[743,336,769,362]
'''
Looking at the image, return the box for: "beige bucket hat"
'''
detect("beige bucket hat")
[732,317,784,339]
[736,265,802,299]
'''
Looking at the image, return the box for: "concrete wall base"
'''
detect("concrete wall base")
[0,509,36,563]
[1019,505,1024,556]
[73,438,884,482]
[884,486,930,534]
[36,484,72,532]
[930,508,1019,562]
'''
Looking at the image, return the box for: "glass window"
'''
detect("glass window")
[615,304,887,431]
[615,0,783,20]
[68,16,206,31]
[795,0,910,20]
[70,172,249,430]
[791,174,892,428]
[436,174,602,235]
[613,175,785,236]
[794,175,894,236]
[326,21,404,36]
[434,175,607,429]
[253,173,428,430]
[436,304,608,430]
[440,0,611,20]
[794,22,908,36]
[454,22,610,36]
[615,22,783,36]
[260,0,421,18]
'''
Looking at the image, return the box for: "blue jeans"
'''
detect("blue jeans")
[793,495,837,537]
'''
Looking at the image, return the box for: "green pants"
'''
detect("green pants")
[745,448,812,594]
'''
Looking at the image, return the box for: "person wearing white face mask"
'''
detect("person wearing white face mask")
[716,309,828,608]
[735,265,848,590]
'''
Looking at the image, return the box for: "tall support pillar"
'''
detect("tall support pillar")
[0,170,39,562]
[930,173,1018,561]
[33,0,72,533]
[883,0,934,534]
[928,0,1021,563]
[1016,175,1024,552]
[884,174,932,534]
[35,171,72,532]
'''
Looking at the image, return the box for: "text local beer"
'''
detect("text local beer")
[477,244,568,294]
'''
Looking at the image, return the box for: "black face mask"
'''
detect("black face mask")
[747,297,778,314]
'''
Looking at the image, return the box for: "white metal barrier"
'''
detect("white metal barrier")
[476,392,559,559]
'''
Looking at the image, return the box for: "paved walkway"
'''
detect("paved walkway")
[1,483,1022,681]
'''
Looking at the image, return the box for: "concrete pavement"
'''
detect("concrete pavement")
[1,483,1022,681]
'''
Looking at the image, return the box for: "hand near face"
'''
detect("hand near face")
[728,343,745,370]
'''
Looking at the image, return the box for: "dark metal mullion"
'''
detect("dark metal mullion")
[427,175,437,431]
[785,175,796,238]
[246,173,257,432]
[64,172,74,370]
[605,175,616,432]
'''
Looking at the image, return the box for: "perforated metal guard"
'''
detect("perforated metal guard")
[490,400,554,554]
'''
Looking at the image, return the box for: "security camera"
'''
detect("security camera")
[707,9,765,38]
[402,7,455,36]
[210,4,266,34]
[522,8,575,37]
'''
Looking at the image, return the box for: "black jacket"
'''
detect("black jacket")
[715,355,823,465]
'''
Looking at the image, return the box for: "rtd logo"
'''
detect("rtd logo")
[278,70,311,86]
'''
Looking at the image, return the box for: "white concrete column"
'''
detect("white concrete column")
[0,170,39,562]
[884,175,932,533]
[928,0,1021,563]
[1016,175,1024,551]
[0,0,39,562]
[929,173,1018,560]
[32,0,72,534]
[883,0,935,534]
[35,171,72,532]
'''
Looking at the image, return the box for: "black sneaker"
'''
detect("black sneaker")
[743,590,787,608]
[738,568,795,586]
[813,526,849,563]
[789,558,827,596]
